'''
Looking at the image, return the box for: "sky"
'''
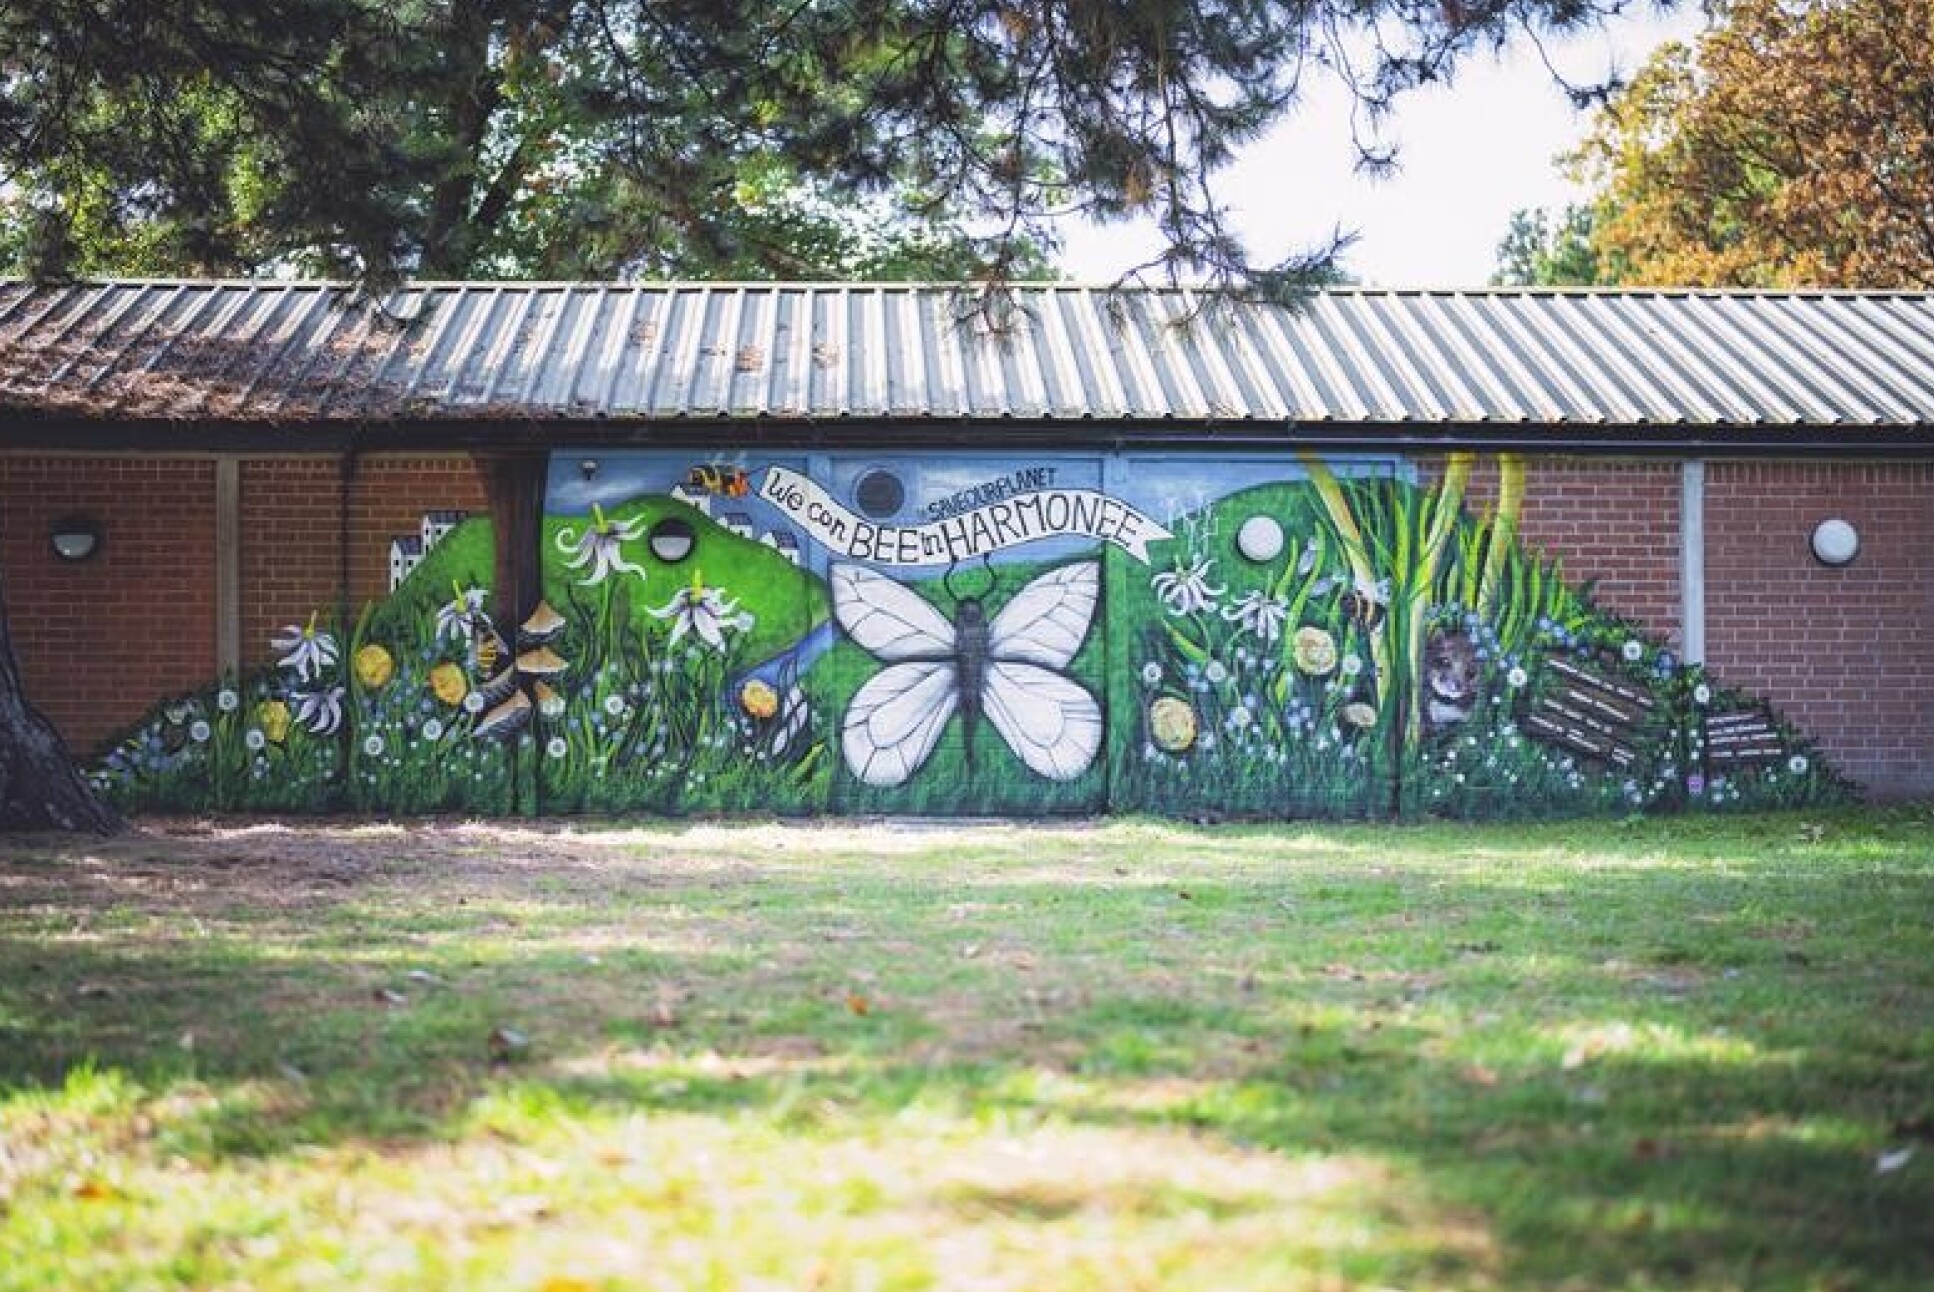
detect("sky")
[1055,5,1710,288]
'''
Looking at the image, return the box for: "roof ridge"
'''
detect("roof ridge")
[3,277,1932,299]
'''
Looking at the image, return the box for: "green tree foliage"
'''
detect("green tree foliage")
[1,0,1681,289]
[1500,0,1934,289]
[1490,204,1607,286]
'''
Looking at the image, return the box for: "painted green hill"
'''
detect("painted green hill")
[542,495,825,663]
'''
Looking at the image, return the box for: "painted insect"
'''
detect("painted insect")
[686,463,750,497]
[831,562,1104,787]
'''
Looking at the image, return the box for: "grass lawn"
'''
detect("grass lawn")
[2,808,1932,1291]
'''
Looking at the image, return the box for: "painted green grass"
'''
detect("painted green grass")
[3,809,1932,1291]
[1110,479,1847,820]
[93,517,515,814]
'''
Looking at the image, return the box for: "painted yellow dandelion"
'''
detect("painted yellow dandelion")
[353,644,395,689]
[1148,696,1198,753]
[1292,626,1339,676]
[739,678,780,721]
[429,662,469,707]
[255,699,291,744]
[1341,701,1379,729]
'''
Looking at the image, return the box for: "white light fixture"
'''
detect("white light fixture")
[648,516,696,563]
[48,514,101,562]
[1810,517,1859,567]
[1236,515,1285,563]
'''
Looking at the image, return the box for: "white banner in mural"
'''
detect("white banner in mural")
[758,467,1172,567]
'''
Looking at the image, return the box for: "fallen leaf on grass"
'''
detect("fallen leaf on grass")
[373,988,408,1007]
[1876,1147,1914,1175]
[538,1278,597,1292]
[846,993,871,1016]
[1460,1064,1500,1088]
[488,1027,530,1062]
[71,1179,116,1201]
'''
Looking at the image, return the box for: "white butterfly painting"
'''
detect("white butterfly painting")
[831,562,1104,788]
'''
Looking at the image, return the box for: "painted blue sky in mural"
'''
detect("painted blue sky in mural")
[546,451,1407,572]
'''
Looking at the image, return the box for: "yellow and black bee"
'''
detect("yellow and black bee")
[687,463,750,498]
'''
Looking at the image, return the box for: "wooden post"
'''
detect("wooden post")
[476,450,548,630]
[214,455,241,676]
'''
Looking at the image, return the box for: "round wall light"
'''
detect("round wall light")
[1236,515,1285,563]
[648,516,696,563]
[1810,517,1859,567]
[49,514,102,562]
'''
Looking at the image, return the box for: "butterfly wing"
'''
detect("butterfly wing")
[831,564,956,661]
[987,561,1099,669]
[981,660,1103,782]
[841,661,959,787]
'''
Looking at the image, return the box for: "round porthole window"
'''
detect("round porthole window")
[1810,517,1859,567]
[648,516,696,563]
[854,468,906,520]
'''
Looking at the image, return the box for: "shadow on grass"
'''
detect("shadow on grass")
[2,807,1932,1288]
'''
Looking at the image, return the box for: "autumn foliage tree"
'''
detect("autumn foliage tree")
[1500,0,1934,288]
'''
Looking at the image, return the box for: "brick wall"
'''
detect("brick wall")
[240,458,343,668]
[3,451,489,752]
[237,455,487,667]
[0,455,218,752]
[4,448,1929,798]
[1438,454,1684,644]
[1705,461,1934,799]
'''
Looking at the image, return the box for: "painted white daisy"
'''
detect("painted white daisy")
[363,734,385,758]
[1621,639,1644,663]
[1221,589,1290,643]
[1204,659,1229,685]
[244,728,266,751]
[1693,683,1712,705]
[435,583,490,645]
[1151,556,1225,617]
[462,691,486,715]
[1340,653,1363,678]
[546,736,568,759]
[292,687,345,736]
[1788,753,1809,775]
[270,612,339,683]
[189,720,212,743]
[1140,661,1163,688]
[603,693,627,718]
[555,503,649,586]
[217,688,240,713]
[648,571,743,651]
[1507,665,1529,689]
[421,718,445,741]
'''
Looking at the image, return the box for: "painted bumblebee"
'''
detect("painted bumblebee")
[686,463,751,498]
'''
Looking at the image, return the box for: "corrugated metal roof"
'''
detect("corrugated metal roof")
[2,278,1934,430]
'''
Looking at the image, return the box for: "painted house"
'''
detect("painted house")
[667,482,713,516]
[387,534,425,591]
[2,280,1930,820]
[761,530,802,565]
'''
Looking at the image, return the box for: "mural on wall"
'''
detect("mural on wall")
[84,449,1851,819]
[88,512,524,814]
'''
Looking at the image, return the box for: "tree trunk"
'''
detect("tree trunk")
[0,563,123,833]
